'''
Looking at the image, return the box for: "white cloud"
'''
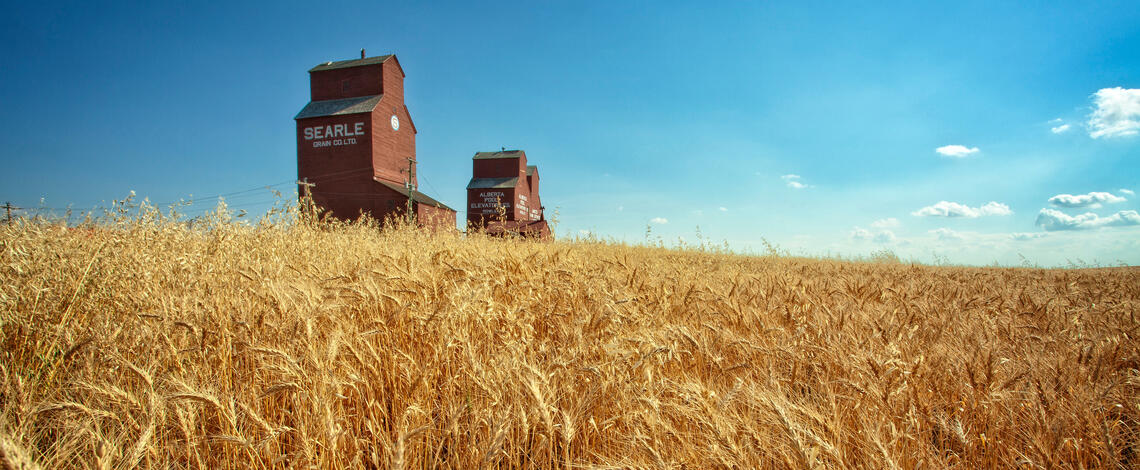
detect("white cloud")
[1121,189,1135,196]
[1035,209,1140,231]
[1048,191,1127,208]
[930,228,964,241]
[871,217,900,229]
[617,205,624,212]
[1051,123,1071,134]
[718,207,728,212]
[1088,87,1140,138]
[912,201,1013,218]
[650,217,668,225]
[851,225,894,243]
[1011,232,1046,241]
[1049,118,1063,124]
[935,145,980,158]
[781,174,809,189]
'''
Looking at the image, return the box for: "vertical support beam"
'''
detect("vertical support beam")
[405,158,416,224]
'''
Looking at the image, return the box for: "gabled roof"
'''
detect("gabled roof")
[526,165,537,176]
[467,177,519,189]
[473,150,525,160]
[295,95,382,120]
[374,178,455,211]
[401,104,417,134]
[309,55,393,72]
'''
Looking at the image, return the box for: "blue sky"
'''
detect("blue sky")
[2,1,1138,266]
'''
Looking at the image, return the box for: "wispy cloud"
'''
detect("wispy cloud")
[1035,209,1140,231]
[935,145,980,158]
[718,207,728,212]
[912,201,1012,218]
[1051,123,1071,134]
[930,228,964,241]
[1121,189,1135,196]
[851,225,895,244]
[650,217,668,225]
[1048,191,1127,208]
[871,218,899,229]
[1011,232,1046,241]
[873,231,896,244]
[1088,87,1140,138]
[781,174,809,189]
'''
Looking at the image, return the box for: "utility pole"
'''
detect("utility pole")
[404,158,416,224]
[297,178,317,219]
[2,202,15,225]
[297,177,316,198]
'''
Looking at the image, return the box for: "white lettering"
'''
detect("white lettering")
[469,202,511,209]
[302,122,365,148]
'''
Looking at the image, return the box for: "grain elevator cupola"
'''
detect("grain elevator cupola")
[294,52,455,229]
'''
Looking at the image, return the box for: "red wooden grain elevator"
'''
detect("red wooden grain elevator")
[295,52,455,229]
[466,150,551,238]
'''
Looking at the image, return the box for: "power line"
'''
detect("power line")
[149,181,295,207]
[5,163,449,221]
[148,165,377,207]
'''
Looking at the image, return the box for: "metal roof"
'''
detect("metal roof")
[467,177,519,189]
[472,150,525,160]
[295,95,382,120]
[309,55,392,72]
[374,178,455,211]
[526,165,537,176]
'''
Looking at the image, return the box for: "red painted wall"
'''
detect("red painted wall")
[465,183,539,226]
[309,64,384,101]
[416,202,456,231]
[297,114,374,196]
[527,169,542,220]
[473,154,526,179]
[467,187,514,225]
[371,58,415,186]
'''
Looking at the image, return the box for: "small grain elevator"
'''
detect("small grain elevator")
[295,52,455,229]
[466,150,550,238]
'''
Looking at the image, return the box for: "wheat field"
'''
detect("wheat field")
[1,202,1137,469]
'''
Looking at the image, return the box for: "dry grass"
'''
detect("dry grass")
[1,200,1137,468]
